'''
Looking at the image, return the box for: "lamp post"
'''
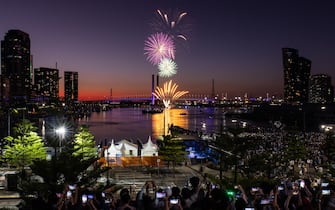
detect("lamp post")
[157,158,160,177]
[56,126,66,153]
[107,152,110,185]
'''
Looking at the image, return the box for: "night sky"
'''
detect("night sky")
[1,0,335,100]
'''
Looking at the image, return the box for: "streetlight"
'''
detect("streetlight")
[157,158,160,177]
[55,126,66,153]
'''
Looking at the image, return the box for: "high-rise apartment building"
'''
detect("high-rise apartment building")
[64,71,78,103]
[1,29,32,105]
[33,67,59,103]
[309,74,334,104]
[282,48,311,104]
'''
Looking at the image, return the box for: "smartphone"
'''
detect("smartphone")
[66,191,72,198]
[82,194,88,203]
[245,208,255,210]
[156,192,166,198]
[260,199,271,205]
[235,192,241,198]
[251,187,259,192]
[321,182,329,187]
[322,190,331,195]
[278,186,284,191]
[300,180,305,188]
[170,198,179,204]
[88,194,94,199]
[69,184,76,190]
[101,192,105,197]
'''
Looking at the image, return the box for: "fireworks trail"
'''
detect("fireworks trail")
[144,32,175,65]
[158,58,177,77]
[151,9,191,42]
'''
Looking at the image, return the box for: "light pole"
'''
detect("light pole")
[157,158,160,177]
[107,152,110,185]
[56,126,66,153]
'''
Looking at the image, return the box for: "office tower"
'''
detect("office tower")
[309,74,334,104]
[64,71,78,103]
[282,48,311,104]
[0,75,9,107]
[1,29,31,105]
[33,67,59,103]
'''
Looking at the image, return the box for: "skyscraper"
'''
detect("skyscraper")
[33,67,59,103]
[282,48,311,105]
[309,74,334,104]
[1,29,31,105]
[64,71,78,103]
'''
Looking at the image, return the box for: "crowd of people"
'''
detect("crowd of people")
[27,174,335,210]
[25,130,334,210]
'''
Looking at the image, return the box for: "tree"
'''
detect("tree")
[1,119,46,168]
[73,126,97,161]
[209,127,247,183]
[158,135,187,172]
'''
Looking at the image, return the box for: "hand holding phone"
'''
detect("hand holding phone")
[170,198,179,204]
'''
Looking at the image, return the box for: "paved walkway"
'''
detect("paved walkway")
[0,190,22,210]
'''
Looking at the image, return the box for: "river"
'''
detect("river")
[76,106,232,143]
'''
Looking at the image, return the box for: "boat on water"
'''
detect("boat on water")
[142,107,163,114]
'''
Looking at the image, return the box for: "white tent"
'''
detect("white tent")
[104,138,158,158]
[141,136,158,157]
[104,139,119,158]
[115,139,138,156]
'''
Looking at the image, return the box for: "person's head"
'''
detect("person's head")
[210,188,222,200]
[189,176,200,188]
[120,188,130,197]
[171,186,181,197]
[120,188,131,203]
[181,187,192,199]
[121,193,131,204]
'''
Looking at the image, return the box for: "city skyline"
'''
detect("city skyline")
[1,0,335,100]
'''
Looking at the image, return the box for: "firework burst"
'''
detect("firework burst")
[151,9,191,43]
[158,58,177,77]
[144,32,175,65]
[154,80,188,108]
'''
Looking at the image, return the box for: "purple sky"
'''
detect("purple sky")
[1,0,335,100]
